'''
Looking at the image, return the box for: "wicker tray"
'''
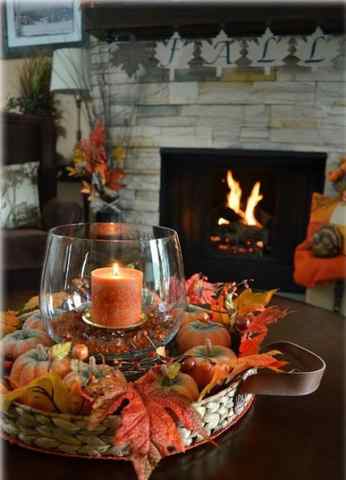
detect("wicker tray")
[0,368,256,458]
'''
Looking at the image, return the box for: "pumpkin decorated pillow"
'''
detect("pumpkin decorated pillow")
[308,193,346,255]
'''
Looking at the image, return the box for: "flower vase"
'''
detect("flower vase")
[95,204,123,223]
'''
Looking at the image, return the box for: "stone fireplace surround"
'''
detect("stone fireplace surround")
[88,36,345,230]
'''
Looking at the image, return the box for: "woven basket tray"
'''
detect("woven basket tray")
[0,368,256,459]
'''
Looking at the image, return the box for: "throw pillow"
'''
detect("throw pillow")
[0,161,40,229]
[307,192,346,255]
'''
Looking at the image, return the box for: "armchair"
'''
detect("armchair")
[2,112,82,293]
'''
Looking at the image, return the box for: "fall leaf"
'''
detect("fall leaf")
[107,167,126,191]
[50,342,72,360]
[112,145,126,165]
[80,180,91,195]
[22,292,67,313]
[199,350,287,400]
[66,166,78,177]
[1,373,83,414]
[85,369,128,430]
[234,288,278,315]
[0,311,20,337]
[88,367,208,480]
[185,273,216,305]
[239,306,288,356]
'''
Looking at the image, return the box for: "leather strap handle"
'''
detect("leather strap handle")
[238,341,326,396]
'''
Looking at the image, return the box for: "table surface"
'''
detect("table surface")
[2,296,345,480]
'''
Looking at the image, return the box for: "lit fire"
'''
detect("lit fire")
[219,170,263,228]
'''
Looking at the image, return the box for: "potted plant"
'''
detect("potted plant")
[6,54,65,140]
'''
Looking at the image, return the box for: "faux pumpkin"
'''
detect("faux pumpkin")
[176,319,231,353]
[71,343,89,361]
[182,341,236,389]
[180,311,210,327]
[1,329,52,360]
[9,344,71,389]
[147,364,199,401]
[22,313,45,332]
[63,357,119,392]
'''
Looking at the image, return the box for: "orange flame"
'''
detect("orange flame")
[226,171,242,216]
[219,170,263,228]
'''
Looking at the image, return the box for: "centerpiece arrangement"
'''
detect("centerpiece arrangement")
[0,227,325,480]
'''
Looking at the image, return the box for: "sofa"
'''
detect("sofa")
[2,112,82,293]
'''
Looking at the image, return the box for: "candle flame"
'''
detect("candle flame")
[112,263,120,276]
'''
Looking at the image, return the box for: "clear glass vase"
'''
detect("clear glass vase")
[40,223,186,361]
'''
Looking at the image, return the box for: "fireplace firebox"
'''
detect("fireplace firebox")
[160,148,326,292]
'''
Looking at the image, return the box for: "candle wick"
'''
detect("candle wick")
[112,263,120,277]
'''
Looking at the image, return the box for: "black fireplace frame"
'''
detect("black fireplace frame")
[159,147,326,292]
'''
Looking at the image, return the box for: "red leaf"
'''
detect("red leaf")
[185,273,216,305]
[239,306,288,356]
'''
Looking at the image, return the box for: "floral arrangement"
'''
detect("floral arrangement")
[327,155,346,201]
[67,120,126,216]
[0,275,288,480]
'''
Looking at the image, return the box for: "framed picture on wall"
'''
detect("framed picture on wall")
[2,0,86,58]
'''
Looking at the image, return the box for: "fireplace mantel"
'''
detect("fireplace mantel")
[85,2,345,39]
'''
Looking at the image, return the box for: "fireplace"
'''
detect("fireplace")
[160,148,326,292]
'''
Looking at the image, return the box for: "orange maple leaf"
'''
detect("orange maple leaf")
[88,367,207,480]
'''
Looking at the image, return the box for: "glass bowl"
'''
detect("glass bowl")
[40,223,186,362]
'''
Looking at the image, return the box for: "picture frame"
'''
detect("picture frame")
[2,0,87,59]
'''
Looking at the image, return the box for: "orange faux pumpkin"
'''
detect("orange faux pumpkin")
[176,319,231,353]
[9,345,71,388]
[1,329,52,360]
[180,311,210,327]
[182,342,236,390]
[71,343,89,361]
[148,364,199,401]
[63,357,121,392]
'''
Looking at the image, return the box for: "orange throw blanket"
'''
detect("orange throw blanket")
[294,221,346,288]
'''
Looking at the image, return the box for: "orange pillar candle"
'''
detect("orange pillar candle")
[91,263,143,328]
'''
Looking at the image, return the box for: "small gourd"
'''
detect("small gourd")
[1,329,52,360]
[148,364,199,401]
[176,318,231,353]
[182,340,236,389]
[9,344,71,388]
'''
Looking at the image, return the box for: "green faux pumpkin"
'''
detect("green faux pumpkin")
[311,224,343,258]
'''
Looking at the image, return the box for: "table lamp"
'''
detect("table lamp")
[50,48,90,142]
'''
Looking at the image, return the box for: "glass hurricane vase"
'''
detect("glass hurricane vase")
[40,223,186,364]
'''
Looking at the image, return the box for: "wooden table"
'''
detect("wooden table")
[3,297,344,480]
